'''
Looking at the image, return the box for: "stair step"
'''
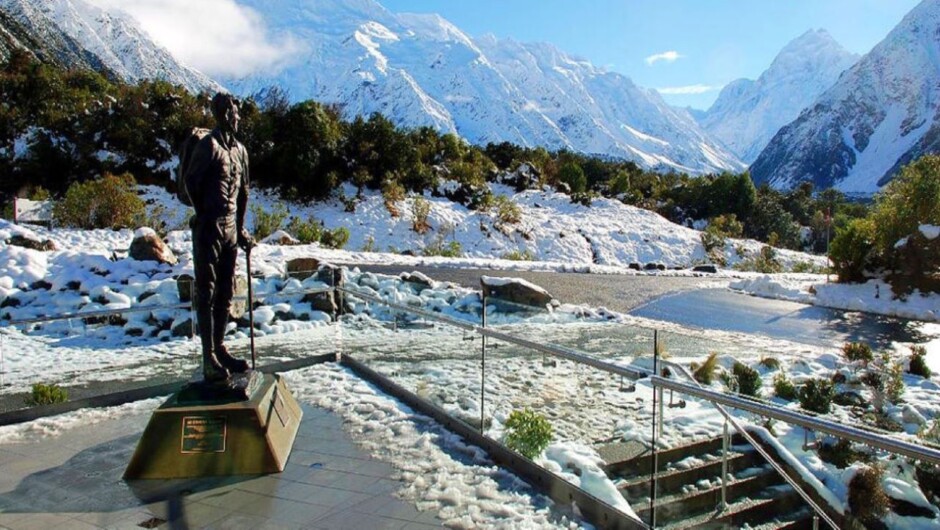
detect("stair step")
[603,434,746,478]
[634,467,786,524]
[617,449,763,500]
[650,490,807,530]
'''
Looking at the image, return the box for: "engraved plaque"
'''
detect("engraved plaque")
[181,416,227,454]
[272,390,289,428]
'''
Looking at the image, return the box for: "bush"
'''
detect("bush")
[26,382,68,406]
[773,373,798,401]
[250,203,287,240]
[286,216,322,244]
[842,342,873,366]
[818,438,866,469]
[759,357,781,370]
[830,218,875,283]
[724,362,761,397]
[319,227,350,249]
[886,361,905,403]
[848,466,890,524]
[501,249,534,261]
[503,408,553,459]
[382,178,406,217]
[799,378,835,414]
[53,173,145,229]
[734,245,783,273]
[910,345,932,378]
[411,196,431,234]
[424,237,462,257]
[361,235,376,252]
[693,352,719,385]
[492,194,521,225]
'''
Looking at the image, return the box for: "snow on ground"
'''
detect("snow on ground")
[730,275,940,322]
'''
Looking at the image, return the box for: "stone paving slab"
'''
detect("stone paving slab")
[0,404,442,529]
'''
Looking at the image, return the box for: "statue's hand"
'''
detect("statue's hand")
[238,229,255,251]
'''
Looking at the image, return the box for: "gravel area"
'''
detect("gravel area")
[356,265,722,313]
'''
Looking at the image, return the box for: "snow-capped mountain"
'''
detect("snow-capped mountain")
[0,3,107,71]
[700,30,858,164]
[225,0,744,174]
[750,0,940,193]
[0,0,219,93]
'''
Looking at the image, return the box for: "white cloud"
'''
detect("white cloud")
[644,51,682,66]
[657,84,718,95]
[86,0,303,78]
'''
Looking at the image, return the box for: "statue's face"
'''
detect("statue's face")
[221,100,240,134]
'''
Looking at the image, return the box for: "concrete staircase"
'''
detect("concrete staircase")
[602,435,816,529]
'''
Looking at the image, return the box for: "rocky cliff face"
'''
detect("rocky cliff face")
[700,29,858,164]
[750,0,940,193]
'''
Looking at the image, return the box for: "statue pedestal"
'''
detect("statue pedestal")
[124,373,303,480]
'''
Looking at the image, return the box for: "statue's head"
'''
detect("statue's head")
[211,92,240,134]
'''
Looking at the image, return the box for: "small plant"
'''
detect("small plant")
[886,361,905,403]
[920,419,940,445]
[26,383,68,406]
[847,466,890,525]
[492,195,522,225]
[842,342,873,366]
[693,352,719,385]
[250,203,288,240]
[501,249,535,261]
[411,196,431,234]
[773,372,798,401]
[818,438,867,469]
[382,179,406,217]
[503,408,553,459]
[759,356,781,370]
[286,216,323,244]
[319,227,350,249]
[734,245,782,273]
[361,235,376,252]
[799,378,835,414]
[909,345,932,378]
[724,362,761,397]
[423,234,462,257]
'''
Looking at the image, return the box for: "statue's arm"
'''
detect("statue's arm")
[184,140,213,214]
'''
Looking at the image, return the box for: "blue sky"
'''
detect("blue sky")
[382,0,922,110]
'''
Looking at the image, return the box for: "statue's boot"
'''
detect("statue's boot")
[215,344,249,373]
[202,349,231,383]
[213,303,249,373]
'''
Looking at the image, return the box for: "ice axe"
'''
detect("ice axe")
[245,242,256,370]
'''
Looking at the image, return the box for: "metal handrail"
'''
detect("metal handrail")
[655,363,841,529]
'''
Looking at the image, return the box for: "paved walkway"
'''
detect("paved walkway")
[0,404,442,529]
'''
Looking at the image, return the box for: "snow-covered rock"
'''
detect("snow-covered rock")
[751,0,940,193]
[700,29,858,164]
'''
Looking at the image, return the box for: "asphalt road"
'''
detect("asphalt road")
[355,265,719,313]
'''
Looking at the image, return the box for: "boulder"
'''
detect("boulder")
[692,264,718,274]
[7,235,55,251]
[400,271,434,290]
[171,318,193,338]
[286,257,321,280]
[303,291,337,315]
[315,264,344,287]
[129,228,177,265]
[229,275,249,320]
[901,404,927,427]
[177,274,195,303]
[833,391,867,408]
[480,275,555,309]
[263,230,299,246]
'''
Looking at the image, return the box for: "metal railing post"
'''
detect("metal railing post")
[480,291,487,434]
[720,419,729,511]
[650,329,659,528]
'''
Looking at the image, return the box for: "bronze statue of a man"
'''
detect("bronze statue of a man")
[184,93,254,382]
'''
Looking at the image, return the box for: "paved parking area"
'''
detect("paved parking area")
[0,404,442,529]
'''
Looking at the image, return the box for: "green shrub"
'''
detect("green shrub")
[286,216,322,244]
[411,196,431,234]
[724,362,761,397]
[799,378,835,414]
[361,235,376,252]
[492,194,521,225]
[920,419,940,445]
[382,179,406,217]
[501,249,535,261]
[842,342,873,366]
[848,466,890,524]
[26,383,68,406]
[250,203,287,240]
[424,238,462,258]
[830,218,874,283]
[759,357,781,370]
[910,345,932,378]
[503,408,553,459]
[53,173,145,229]
[693,352,719,385]
[319,227,350,249]
[886,361,905,403]
[733,245,783,273]
[773,372,798,401]
[818,438,866,469]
